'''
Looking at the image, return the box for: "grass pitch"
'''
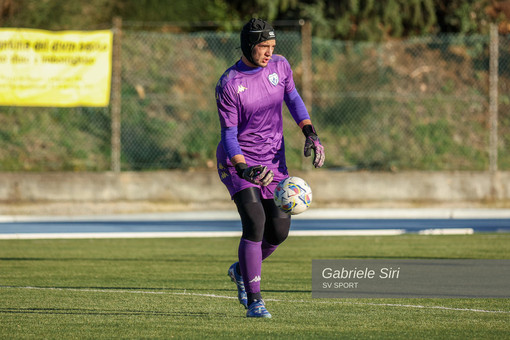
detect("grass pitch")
[1,234,509,339]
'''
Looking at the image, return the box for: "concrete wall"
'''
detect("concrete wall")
[1,171,509,205]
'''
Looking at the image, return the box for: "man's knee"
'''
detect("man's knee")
[264,217,290,245]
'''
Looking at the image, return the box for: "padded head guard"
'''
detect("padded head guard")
[240,18,275,65]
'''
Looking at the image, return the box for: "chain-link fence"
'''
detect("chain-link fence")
[309,33,510,171]
[1,24,509,172]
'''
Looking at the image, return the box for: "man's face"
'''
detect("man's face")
[251,39,276,67]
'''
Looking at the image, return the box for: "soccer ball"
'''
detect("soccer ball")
[274,176,312,215]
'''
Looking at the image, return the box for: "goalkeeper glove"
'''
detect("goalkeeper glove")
[235,163,274,186]
[302,125,325,168]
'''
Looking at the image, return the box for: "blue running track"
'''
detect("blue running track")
[1,209,509,239]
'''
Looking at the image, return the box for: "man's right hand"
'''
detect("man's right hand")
[235,163,274,186]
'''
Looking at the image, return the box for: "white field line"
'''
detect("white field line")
[3,208,510,223]
[1,285,508,314]
[0,232,242,240]
[0,229,408,240]
[418,228,474,235]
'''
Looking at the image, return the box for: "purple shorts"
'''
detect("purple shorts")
[216,145,288,199]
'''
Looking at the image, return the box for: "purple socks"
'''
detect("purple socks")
[262,239,278,260]
[238,238,279,299]
[238,238,262,295]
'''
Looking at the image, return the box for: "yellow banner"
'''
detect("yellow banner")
[0,28,112,107]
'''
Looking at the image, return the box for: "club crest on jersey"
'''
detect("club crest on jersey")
[268,73,279,86]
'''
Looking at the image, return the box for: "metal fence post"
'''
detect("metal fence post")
[111,16,122,172]
[300,19,313,112]
[300,19,313,170]
[489,23,499,198]
[489,23,499,173]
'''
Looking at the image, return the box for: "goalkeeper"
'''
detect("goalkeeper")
[215,18,325,318]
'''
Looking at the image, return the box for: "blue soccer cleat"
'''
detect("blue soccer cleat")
[228,262,248,308]
[246,299,272,318]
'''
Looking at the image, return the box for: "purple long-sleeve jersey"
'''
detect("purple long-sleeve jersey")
[215,55,301,169]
